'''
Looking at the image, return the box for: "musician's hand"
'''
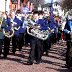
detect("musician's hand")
[34,26,40,29]
[48,27,50,30]
[48,27,51,32]
[12,24,14,27]
[5,32,9,35]
[51,29,54,33]
[36,26,40,29]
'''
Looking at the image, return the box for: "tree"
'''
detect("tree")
[62,0,72,10]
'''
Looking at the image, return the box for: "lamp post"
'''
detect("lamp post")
[5,0,7,12]
[51,0,53,8]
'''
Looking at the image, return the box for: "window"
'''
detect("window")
[11,0,18,4]
[20,0,24,3]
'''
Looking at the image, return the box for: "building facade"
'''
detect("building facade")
[0,0,34,13]
[53,2,64,16]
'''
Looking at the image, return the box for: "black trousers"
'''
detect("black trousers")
[57,32,61,41]
[0,39,4,55]
[4,37,10,57]
[28,37,43,63]
[50,33,56,44]
[43,38,51,54]
[25,32,31,45]
[66,40,72,66]
[12,35,19,53]
[18,33,24,51]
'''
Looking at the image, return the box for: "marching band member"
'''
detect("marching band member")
[34,11,48,63]
[57,17,62,41]
[43,11,51,56]
[11,10,21,54]
[54,16,59,42]
[48,12,56,44]
[24,13,31,47]
[64,11,72,68]
[3,13,11,58]
[0,13,6,56]
[27,11,43,65]
[17,10,26,51]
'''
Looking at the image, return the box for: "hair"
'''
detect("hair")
[38,11,44,15]
[16,9,21,14]
[33,11,38,15]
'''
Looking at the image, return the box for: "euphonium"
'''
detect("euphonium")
[3,28,14,38]
[25,19,49,40]
[3,16,14,38]
[4,21,20,38]
[0,16,14,38]
[3,23,14,38]
[0,17,3,34]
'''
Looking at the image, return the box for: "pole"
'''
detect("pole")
[51,0,53,13]
[5,0,7,12]
[51,0,53,8]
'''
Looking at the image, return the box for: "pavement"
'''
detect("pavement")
[0,40,72,72]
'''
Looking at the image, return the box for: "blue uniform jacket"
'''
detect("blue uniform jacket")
[37,19,48,30]
[49,16,55,30]
[4,18,11,32]
[54,20,58,33]
[19,16,26,33]
[43,17,49,27]
[13,16,22,36]
[64,19,72,34]
[0,18,7,39]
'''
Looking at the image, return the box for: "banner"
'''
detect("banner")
[22,6,29,14]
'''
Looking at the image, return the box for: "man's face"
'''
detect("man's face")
[68,14,72,20]
[44,11,48,16]
[17,13,21,17]
[11,12,15,17]
[33,14,38,20]
[39,14,43,19]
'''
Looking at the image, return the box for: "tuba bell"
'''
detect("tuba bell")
[3,28,14,38]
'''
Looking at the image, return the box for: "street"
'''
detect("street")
[0,40,72,72]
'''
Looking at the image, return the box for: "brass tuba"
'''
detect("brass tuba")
[0,17,3,33]
[0,16,14,38]
[26,19,49,40]
[3,27,14,38]
[3,17,14,38]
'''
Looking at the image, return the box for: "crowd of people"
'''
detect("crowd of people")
[0,9,72,68]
